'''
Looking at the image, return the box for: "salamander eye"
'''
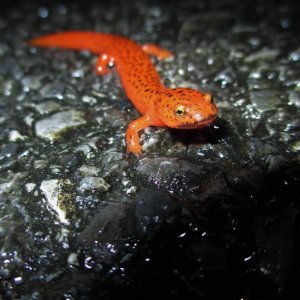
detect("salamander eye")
[175,105,185,116]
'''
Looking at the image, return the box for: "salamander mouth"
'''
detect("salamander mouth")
[177,114,217,129]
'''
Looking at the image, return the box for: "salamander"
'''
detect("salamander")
[28,31,217,156]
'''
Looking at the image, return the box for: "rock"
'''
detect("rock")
[40,179,72,224]
[244,49,280,63]
[249,90,281,113]
[58,152,85,173]
[34,110,86,141]
[135,189,180,238]
[78,164,101,176]
[0,172,27,194]
[40,82,78,100]
[0,143,22,171]
[34,100,61,114]
[21,75,43,91]
[77,177,111,195]
[78,201,134,251]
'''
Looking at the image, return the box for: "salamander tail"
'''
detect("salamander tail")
[28,31,106,53]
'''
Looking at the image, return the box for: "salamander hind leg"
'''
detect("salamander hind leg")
[95,53,115,75]
[125,115,153,157]
[142,44,173,60]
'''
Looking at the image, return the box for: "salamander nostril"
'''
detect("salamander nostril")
[203,93,212,102]
[194,112,202,121]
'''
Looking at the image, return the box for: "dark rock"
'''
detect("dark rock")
[78,202,132,248]
[39,82,78,100]
[58,152,85,173]
[77,176,110,195]
[135,188,180,238]
[0,143,22,171]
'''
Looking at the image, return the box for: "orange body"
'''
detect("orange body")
[28,32,217,155]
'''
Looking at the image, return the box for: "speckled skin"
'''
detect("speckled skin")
[28,31,217,155]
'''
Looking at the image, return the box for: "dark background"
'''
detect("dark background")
[0,0,300,299]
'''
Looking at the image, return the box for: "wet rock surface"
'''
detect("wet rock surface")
[0,0,300,299]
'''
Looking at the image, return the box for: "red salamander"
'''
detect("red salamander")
[28,32,217,155]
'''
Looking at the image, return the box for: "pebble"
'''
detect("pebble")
[77,177,110,195]
[244,49,280,63]
[35,110,86,141]
[34,100,61,114]
[249,90,282,113]
[40,179,69,224]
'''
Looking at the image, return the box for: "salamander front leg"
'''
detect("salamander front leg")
[125,114,153,156]
[95,53,115,75]
[142,44,173,60]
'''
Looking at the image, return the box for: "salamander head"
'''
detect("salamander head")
[155,88,217,128]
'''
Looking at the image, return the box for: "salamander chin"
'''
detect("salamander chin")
[177,114,217,129]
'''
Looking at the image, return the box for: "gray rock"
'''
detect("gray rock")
[249,90,282,113]
[21,75,43,91]
[34,100,61,114]
[244,49,280,63]
[34,110,86,141]
[40,179,70,224]
[77,177,110,195]
[0,143,22,171]
[40,82,78,100]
